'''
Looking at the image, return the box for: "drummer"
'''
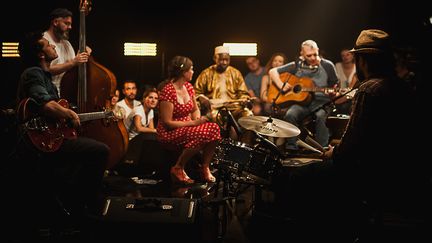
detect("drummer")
[194,45,254,142]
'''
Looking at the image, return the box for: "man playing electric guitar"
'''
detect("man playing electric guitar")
[15,31,109,220]
[269,40,338,151]
[17,98,114,152]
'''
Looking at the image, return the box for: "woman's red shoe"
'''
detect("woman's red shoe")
[170,167,194,184]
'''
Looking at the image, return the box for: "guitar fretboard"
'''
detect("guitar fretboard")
[78,112,107,122]
[300,87,350,93]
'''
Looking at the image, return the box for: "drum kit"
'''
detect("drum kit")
[214,115,310,185]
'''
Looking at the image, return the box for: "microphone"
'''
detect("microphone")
[300,62,318,70]
[297,56,318,70]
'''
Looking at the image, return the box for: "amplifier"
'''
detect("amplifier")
[102,196,198,224]
[94,196,200,240]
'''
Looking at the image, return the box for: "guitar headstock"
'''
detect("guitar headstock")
[79,0,92,15]
[104,106,125,120]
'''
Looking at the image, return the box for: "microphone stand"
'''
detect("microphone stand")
[296,87,357,152]
[270,77,290,119]
[309,87,357,117]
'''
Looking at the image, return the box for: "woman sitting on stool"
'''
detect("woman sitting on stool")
[157,56,221,184]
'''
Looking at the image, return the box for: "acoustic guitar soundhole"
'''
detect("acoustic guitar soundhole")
[293,85,302,94]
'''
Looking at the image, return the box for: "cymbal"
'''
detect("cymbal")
[238,116,300,138]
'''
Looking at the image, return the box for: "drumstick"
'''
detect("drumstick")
[296,139,323,155]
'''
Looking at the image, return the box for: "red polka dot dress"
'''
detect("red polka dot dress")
[157,82,221,149]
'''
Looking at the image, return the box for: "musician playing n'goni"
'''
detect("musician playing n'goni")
[194,46,253,140]
[269,40,338,151]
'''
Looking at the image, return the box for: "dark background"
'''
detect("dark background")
[1,0,430,108]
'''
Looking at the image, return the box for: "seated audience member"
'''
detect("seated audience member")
[333,48,358,115]
[115,80,141,139]
[260,52,288,116]
[244,56,266,115]
[130,87,158,139]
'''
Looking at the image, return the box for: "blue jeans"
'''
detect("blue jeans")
[283,99,330,150]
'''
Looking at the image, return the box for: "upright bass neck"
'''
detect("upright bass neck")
[77,0,92,108]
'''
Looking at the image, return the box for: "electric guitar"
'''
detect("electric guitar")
[267,72,348,107]
[17,98,114,152]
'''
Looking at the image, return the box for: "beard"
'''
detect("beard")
[53,27,70,40]
[216,64,228,73]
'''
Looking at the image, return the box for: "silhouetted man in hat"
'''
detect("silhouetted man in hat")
[323,29,429,241]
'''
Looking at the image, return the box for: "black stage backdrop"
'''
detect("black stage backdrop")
[0,0,429,108]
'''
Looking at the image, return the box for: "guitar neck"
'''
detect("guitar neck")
[301,87,349,93]
[78,111,107,122]
[301,87,333,92]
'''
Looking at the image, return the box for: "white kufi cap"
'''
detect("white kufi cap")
[214,45,230,55]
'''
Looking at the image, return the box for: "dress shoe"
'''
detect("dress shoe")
[170,167,194,185]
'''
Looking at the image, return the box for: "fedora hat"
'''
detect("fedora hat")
[350,29,390,53]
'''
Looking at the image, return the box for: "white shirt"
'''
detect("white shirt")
[335,62,356,89]
[115,99,142,139]
[43,31,76,97]
[129,104,154,140]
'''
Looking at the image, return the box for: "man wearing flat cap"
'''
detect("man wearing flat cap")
[194,45,252,140]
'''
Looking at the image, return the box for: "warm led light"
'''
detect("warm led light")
[124,42,157,56]
[2,42,20,58]
[222,43,257,56]
[2,53,20,57]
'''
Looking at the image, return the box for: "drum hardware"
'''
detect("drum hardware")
[211,137,283,241]
[221,107,243,139]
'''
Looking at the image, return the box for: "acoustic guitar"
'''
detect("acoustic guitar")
[267,72,344,107]
[17,98,114,153]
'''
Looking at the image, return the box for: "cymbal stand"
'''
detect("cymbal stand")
[209,162,239,241]
[210,160,263,241]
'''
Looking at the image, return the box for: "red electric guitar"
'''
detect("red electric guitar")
[16,98,114,152]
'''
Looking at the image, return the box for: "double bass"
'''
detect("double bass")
[60,0,128,169]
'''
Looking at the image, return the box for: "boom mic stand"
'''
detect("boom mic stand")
[270,75,291,118]
[295,86,358,153]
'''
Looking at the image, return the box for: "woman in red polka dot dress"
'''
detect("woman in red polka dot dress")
[157,56,221,184]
